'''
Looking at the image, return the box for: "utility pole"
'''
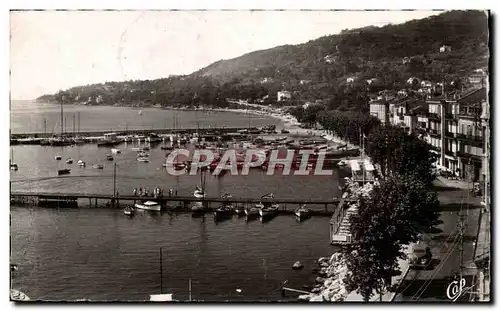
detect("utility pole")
[459,157,473,284]
[44,118,47,135]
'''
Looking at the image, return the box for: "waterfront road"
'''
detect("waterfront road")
[398,179,483,301]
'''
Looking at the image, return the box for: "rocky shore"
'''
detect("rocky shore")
[298,179,377,302]
[298,253,349,302]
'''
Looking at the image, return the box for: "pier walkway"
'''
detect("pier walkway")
[11,126,260,139]
[11,191,354,215]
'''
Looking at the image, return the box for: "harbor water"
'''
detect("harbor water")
[11,207,334,301]
[10,100,280,134]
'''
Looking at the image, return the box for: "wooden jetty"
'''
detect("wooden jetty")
[10,126,260,140]
[10,191,354,215]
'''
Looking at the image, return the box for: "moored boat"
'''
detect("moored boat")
[135,201,161,211]
[234,205,245,215]
[193,186,206,199]
[58,168,71,175]
[137,157,150,162]
[10,289,30,301]
[295,204,311,219]
[106,154,114,161]
[77,160,86,167]
[337,160,348,167]
[92,164,104,169]
[124,206,135,216]
[73,137,85,145]
[137,152,149,158]
[245,206,260,216]
[10,163,18,171]
[55,155,62,160]
[66,158,73,164]
[213,204,233,219]
[259,204,279,217]
[142,146,151,151]
[191,202,205,214]
[111,148,121,154]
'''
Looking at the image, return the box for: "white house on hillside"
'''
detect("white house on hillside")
[439,45,452,53]
[277,91,292,101]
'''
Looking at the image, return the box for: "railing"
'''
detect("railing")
[445,113,455,120]
[429,129,439,136]
[429,145,441,152]
[445,131,455,138]
[428,113,440,120]
[456,151,483,161]
[329,196,347,237]
[467,134,483,142]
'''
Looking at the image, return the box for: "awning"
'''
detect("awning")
[350,160,361,171]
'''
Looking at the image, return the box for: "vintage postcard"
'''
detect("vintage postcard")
[9,9,490,302]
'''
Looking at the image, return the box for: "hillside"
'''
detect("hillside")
[38,10,489,111]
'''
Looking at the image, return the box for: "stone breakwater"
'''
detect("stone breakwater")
[298,180,378,302]
[298,253,349,302]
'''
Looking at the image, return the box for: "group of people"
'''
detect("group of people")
[132,187,178,198]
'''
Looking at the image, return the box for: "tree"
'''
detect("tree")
[344,174,440,301]
[365,125,437,186]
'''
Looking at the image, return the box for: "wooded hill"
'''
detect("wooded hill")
[38,10,489,111]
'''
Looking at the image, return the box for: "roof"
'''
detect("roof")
[457,87,487,105]
[369,99,389,105]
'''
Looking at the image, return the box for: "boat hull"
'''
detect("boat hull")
[191,207,205,214]
[295,210,310,219]
[214,210,233,219]
[135,203,161,211]
[245,208,259,216]
[259,206,279,217]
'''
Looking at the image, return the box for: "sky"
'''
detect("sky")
[10,10,443,100]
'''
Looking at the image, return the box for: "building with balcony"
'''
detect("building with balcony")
[369,98,390,124]
[368,86,488,182]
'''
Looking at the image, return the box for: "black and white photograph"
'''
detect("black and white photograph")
[9,8,491,303]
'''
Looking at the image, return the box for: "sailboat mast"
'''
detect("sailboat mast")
[60,99,64,135]
[160,247,163,294]
[73,113,76,137]
[189,278,192,302]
